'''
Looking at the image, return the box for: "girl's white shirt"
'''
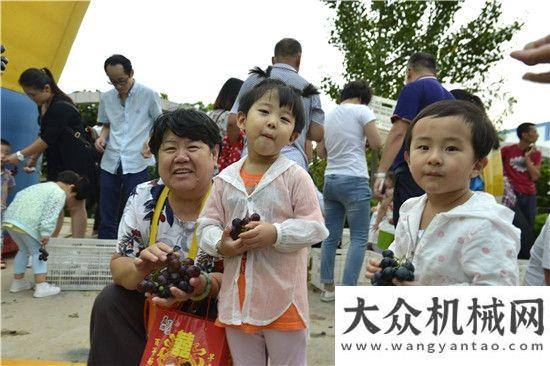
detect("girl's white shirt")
[390,191,520,285]
[198,154,329,326]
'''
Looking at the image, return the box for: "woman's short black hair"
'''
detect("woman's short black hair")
[57,170,91,201]
[340,80,373,105]
[237,79,306,134]
[213,78,244,111]
[104,54,133,75]
[403,99,498,161]
[149,108,222,156]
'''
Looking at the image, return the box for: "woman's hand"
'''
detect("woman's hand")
[151,273,208,308]
[23,157,37,173]
[95,136,106,153]
[133,241,175,275]
[2,154,19,165]
[365,259,382,279]
[238,221,277,251]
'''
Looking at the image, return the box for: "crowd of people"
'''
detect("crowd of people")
[1,34,549,365]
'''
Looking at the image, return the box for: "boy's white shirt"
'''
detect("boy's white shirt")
[390,191,520,285]
[197,154,329,326]
[524,216,550,285]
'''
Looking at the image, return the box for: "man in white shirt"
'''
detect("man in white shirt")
[95,54,162,239]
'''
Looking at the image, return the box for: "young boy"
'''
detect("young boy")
[367,100,520,285]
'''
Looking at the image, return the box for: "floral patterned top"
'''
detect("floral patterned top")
[116,179,216,272]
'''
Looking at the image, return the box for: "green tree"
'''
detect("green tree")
[322,0,522,125]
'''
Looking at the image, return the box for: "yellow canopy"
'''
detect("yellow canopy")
[0,1,89,92]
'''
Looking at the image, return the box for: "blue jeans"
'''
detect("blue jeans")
[6,229,47,275]
[321,174,372,286]
[98,166,149,239]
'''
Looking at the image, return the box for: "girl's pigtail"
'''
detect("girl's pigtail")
[302,83,320,98]
[248,66,273,79]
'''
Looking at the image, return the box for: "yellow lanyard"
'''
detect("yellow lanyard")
[147,185,210,260]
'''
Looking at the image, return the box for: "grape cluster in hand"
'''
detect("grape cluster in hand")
[38,246,49,261]
[230,213,261,240]
[371,249,415,286]
[136,246,201,298]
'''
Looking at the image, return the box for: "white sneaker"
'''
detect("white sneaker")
[9,279,33,293]
[320,290,335,302]
[33,282,61,298]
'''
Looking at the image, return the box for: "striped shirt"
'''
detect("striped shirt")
[230,63,324,169]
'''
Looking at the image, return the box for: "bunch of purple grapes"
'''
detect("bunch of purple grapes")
[136,246,201,298]
[370,249,415,286]
[230,213,261,240]
[38,245,49,261]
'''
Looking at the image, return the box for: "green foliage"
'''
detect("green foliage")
[535,213,549,238]
[322,0,522,126]
[78,103,99,127]
[309,154,327,191]
[160,92,169,100]
[536,157,550,213]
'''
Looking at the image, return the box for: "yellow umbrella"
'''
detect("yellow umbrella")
[1,1,89,92]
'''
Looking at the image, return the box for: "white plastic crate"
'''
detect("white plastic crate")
[45,238,117,290]
[310,247,382,290]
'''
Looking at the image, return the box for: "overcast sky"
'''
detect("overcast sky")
[59,0,549,131]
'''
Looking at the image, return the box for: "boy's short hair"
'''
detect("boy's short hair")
[450,89,485,111]
[274,38,302,58]
[104,54,133,75]
[1,138,10,146]
[57,170,91,201]
[516,122,535,139]
[149,108,222,156]
[237,79,306,134]
[404,99,498,161]
[340,80,373,105]
[408,52,437,74]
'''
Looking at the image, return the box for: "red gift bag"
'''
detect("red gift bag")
[140,306,231,366]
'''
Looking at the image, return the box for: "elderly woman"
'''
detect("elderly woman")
[88,109,222,366]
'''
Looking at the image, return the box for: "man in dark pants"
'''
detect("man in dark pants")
[373,52,454,225]
[94,54,162,239]
[501,123,541,258]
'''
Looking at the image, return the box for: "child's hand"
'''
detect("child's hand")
[40,236,50,245]
[134,241,175,275]
[238,221,277,251]
[365,259,382,279]
[218,226,246,257]
[152,273,208,308]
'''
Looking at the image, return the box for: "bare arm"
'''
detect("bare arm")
[306,121,324,142]
[525,151,541,181]
[377,119,409,173]
[363,120,382,150]
[22,138,48,157]
[226,113,240,144]
[110,254,148,290]
[316,140,327,159]
[95,123,110,153]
